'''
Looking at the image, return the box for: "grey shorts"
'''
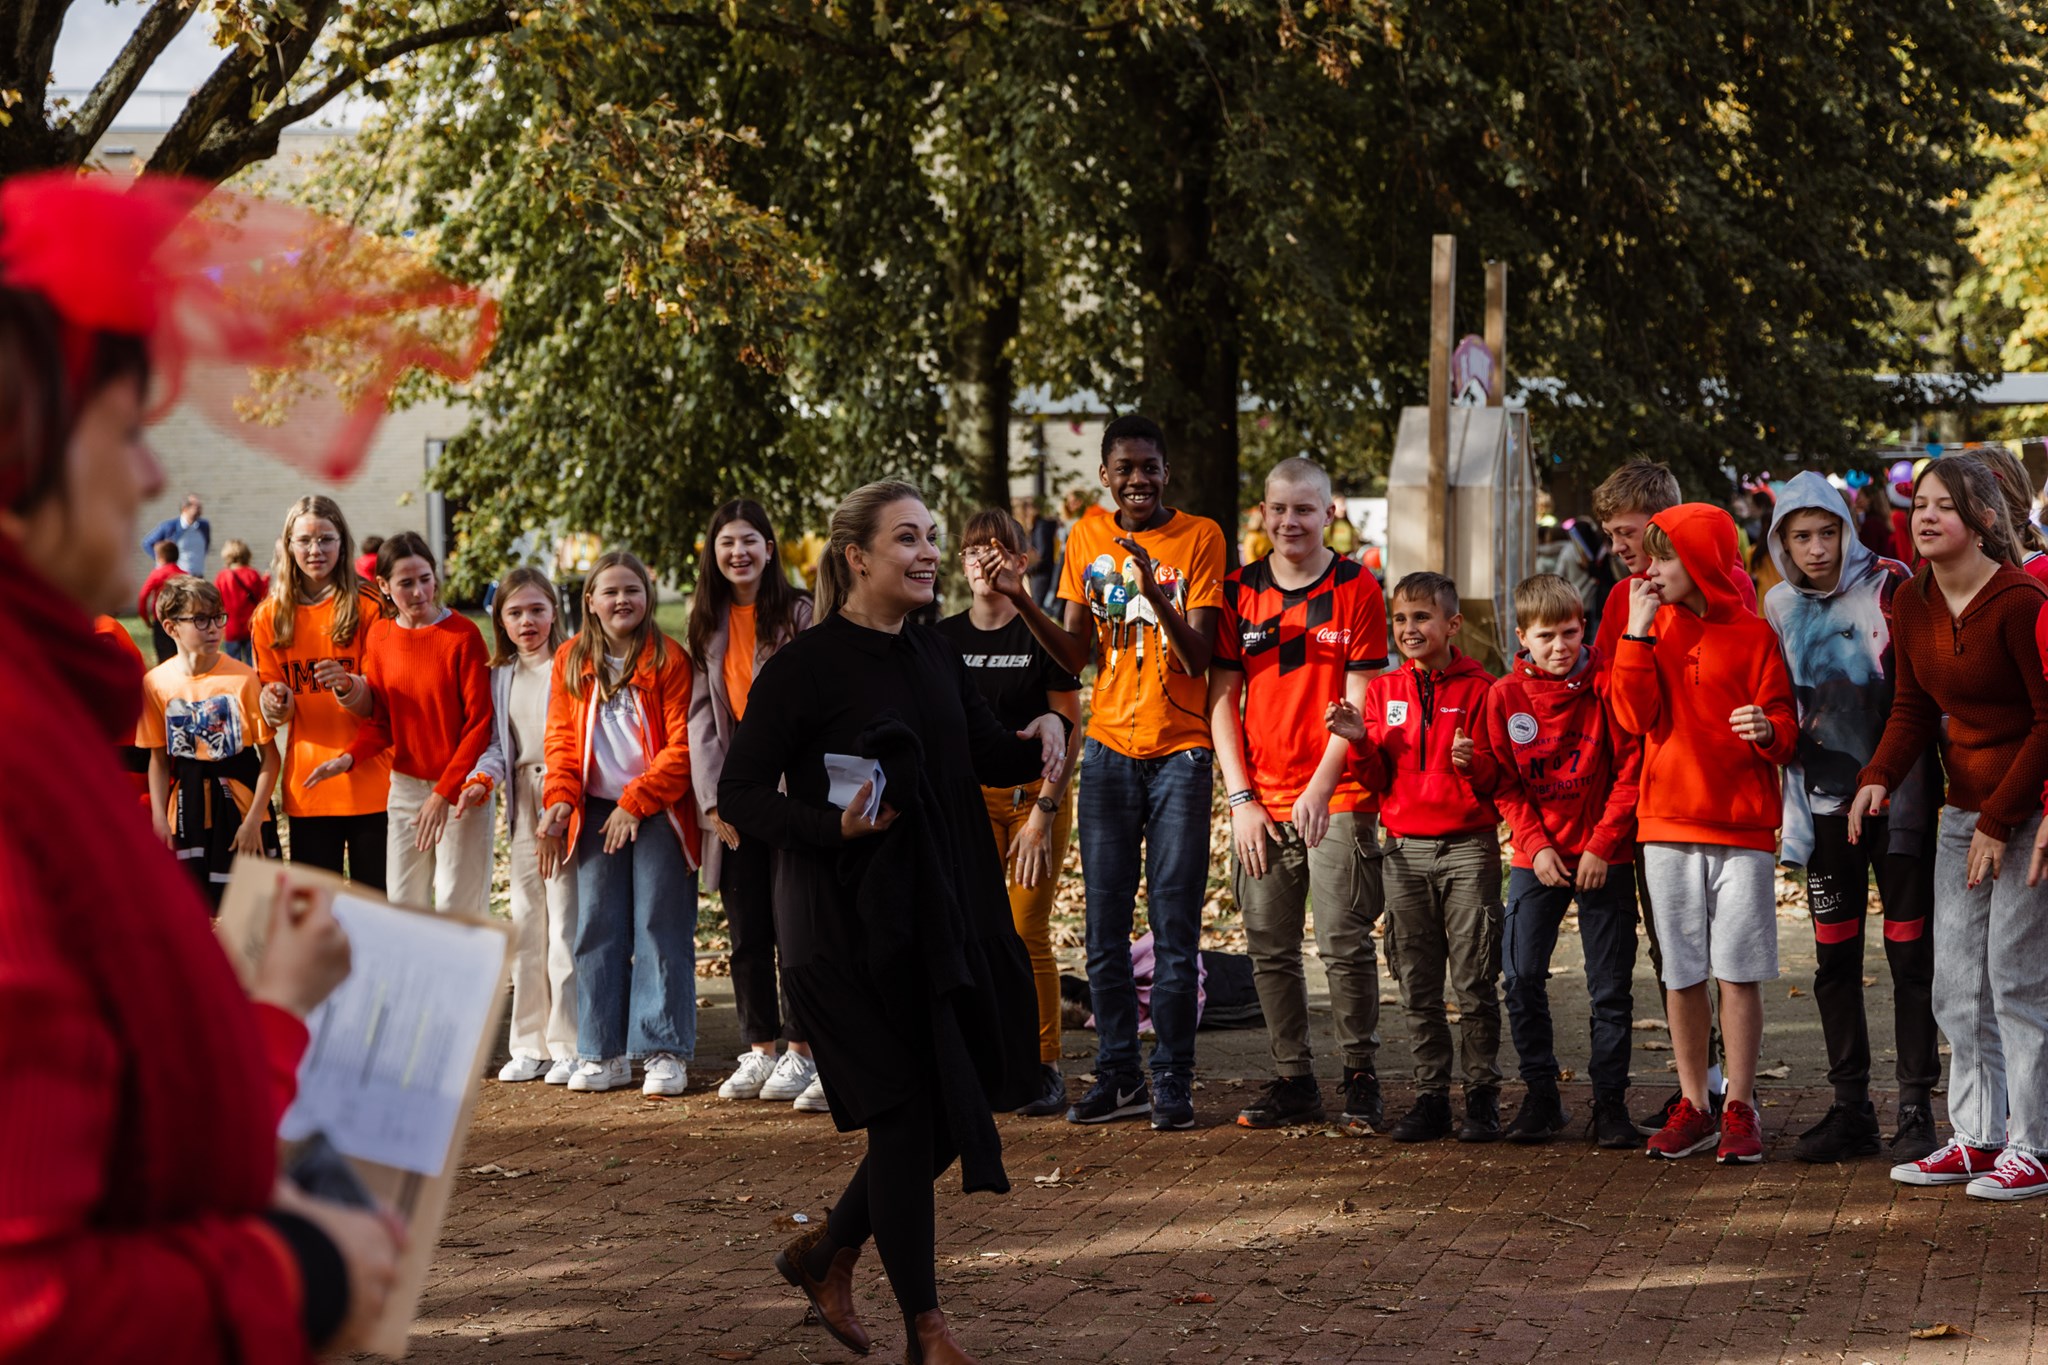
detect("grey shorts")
[1640,842,1779,989]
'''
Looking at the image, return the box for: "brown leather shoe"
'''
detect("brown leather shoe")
[774,1224,871,1355]
[904,1308,979,1365]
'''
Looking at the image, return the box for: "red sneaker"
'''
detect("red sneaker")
[1966,1150,2048,1201]
[1716,1099,1764,1165]
[1891,1138,2003,1186]
[1645,1096,1719,1160]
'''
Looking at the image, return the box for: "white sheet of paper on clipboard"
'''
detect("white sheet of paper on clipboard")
[279,893,506,1176]
[824,752,886,819]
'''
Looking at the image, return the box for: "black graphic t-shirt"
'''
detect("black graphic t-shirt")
[935,611,1081,733]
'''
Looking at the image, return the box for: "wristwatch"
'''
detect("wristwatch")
[1035,796,1059,814]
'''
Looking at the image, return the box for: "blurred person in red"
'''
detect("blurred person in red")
[0,171,493,1361]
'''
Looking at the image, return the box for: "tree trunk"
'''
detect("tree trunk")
[944,225,1022,513]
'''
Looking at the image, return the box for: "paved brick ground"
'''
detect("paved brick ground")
[401,903,2048,1365]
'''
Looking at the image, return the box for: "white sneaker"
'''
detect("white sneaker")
[719,1051,780,1100]
[793,1074,830,1113]
[566,1057,631,1092]
[642,1053,688,1097]
[544,1058,576,1085]
[498,1055,549,1083]
[759,1050,818,1102]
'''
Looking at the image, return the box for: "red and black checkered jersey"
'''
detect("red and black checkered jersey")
[1216,554,1390,819]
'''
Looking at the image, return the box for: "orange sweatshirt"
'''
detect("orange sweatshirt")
[1609,503,1798,851]
[542,634,701,868]
[346,612,495,801]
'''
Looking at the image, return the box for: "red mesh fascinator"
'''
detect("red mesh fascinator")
[0,172,497,482]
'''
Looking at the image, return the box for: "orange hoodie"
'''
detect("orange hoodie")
[1609,503,1797,851]
[542,634,702,869]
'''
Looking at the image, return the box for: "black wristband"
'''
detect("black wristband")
[1621,633,1657,645]
[264,1210,351,1349]
[1228,789,1259,808]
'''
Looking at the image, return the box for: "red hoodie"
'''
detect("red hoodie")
[1345,650,1496,838]
[1609,504,1798,852]
[1468,645,1640,867]
[1593,549,1757,691]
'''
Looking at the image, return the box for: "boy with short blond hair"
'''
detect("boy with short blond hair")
[1326,571,1500,1142]
[139,575,282,909]
[1459,573,1640,1148]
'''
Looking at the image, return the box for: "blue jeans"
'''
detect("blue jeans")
[573,797,699,1060]
[1502,864,1638,1097]
[223,638,254,665]
[1077,739,1212,1082]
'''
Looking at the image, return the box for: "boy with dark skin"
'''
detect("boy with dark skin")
[991,414,1226,1131]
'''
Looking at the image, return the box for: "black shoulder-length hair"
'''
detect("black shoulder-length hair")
[686,498,809,670]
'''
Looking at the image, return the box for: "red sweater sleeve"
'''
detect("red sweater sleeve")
[541,643,585,815]
[617,643,694,822]
[1585,720,1642,865]
[1607,634,1662,736]
[1751,638,1800,767]
[1860,596,1939,796]
[0,874,308,1363]
[1982,597,2048,840]
[434,626,496,802]
[253,1002,310,1132]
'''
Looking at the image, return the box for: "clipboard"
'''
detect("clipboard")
[216,856,511,1358]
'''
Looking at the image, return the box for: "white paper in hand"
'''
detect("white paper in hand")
[824,752,886,819]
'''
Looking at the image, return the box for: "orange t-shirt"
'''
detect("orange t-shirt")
[723,603,757,722]
[138,655,273,821]
[252,589,392,819]
[1057,508,1226,759]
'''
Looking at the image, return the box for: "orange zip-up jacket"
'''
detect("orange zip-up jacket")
[1609,503,1798,852]
[542,634,702,868]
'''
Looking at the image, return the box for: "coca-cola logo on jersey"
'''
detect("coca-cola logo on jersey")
[1313,626,1350,645]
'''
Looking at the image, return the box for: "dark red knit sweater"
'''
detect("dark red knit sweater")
[1859,564,2048,841]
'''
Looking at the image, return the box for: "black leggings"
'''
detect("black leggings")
[722,835,791,1045]
[817,1093,958,1324]
[289,812,388,892]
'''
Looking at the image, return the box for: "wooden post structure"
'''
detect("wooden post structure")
[1426,234,1456,575]
[1484,259,1508,407]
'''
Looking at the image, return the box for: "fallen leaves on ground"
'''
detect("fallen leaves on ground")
[466,1163,532,1180]
[1172,1293,1217,1306]
[1910,1323,1978,1340]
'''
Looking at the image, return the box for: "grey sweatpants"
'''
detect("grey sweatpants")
[1236,811,1385,1077]
[1383,832,1502,1095]
[1933,806,2048,1155]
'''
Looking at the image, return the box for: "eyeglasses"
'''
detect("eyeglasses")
[290,535,341,551]
[167,613,229,629]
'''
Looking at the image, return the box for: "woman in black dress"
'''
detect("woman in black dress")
[719,481,1066,1365]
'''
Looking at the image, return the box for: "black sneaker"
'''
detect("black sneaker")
[1236,1075,1325,1129]
[1889,1103,1940,1164]
[1151,1073,1196,1131]
[1505,1086,1569,1144]
[1590,1092,1638,1149]
[1388,1091,1454,1142]
[1017,1063,1067,1118]
[1634,1085,1724,1137]
[1065,1072,1149,1125]
[1340,1066,1384,1135]
[1457,1088,1503,1143]
[1793,1100,1882,1163]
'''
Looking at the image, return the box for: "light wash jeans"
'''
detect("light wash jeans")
[1933,805,2048,1153]
[573,796,699,1061]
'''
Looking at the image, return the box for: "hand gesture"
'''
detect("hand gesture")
[1532,847,1572,889]
[249,879,352,1019]
[1011,807,1054,889]
[1967,828,2007,889]
[1450,725,1474,772]
[1325,699,1366,741]
[1845,784,1888,845]
[261,682,294,726]
[302,753,355,789]
[536,831,568,882]
[411,791,452,852]
[453,783,491,819]
[271,1179,406,1355]
[1113,537,1165,603]
[1626,578,1662,636]
[1574,850,1611,891]
[1233,799,1280,880]
[232,814,267,857]
[311,658,353,693]
[1020,713,1067,784]
[601,803,641,855]
[1728,705,1774,746]
[708,807,741,851]
[968,542,1031,603]
[839,779,899,840]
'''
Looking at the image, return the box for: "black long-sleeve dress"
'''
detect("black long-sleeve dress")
[718,613,1043,1179]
